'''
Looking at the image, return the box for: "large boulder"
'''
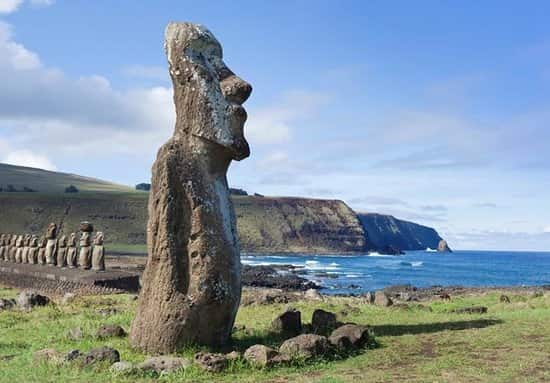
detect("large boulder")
[96,324,126,338]
[328,324,370,350]
[84,346,120,366]
[194,352,228,373]
[138,356,191,373]
[311,309,337,334]
[279,334,330,359]
[243,344,290,367]
[0,298,16,311]
[271,308,302,337]
[17,291,50,310]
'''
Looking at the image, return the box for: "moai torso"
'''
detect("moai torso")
[57,235,68,268]
[44,223,58,266]
[15,235,24,263]
[91,232,105,271]
[78,231,92,269]
[9,235,17,262]
[28,236,39,264]
[37,237,46,264]
[21,235,31,263]
[66,233,78,268]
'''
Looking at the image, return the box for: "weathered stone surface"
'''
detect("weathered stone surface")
[66,233,78,268]
[110,361,135,374]
[279,334,330,359]
[84,346,120,365]
[130,22,252,353]
[91,232,105,271]
[374,291,393,307]
[37,236,46,264]
[194,352,228,372]
[437,239,452,253]
[304,288,323,301]
[225,350,241,360]
[97,324,126,338]
[56,235,67,268]
[64,349,83,362]
[33,348,62,364]
[28,236,38,264]
[138,356,191,373]
[17,290,50,310]
[271,308,302,337]
[328,324,370,350]
[78,232,92,269]
[44,223,57,265]
[0,298,16,310]
[62,292,76,305]
[311,309,337,333]
[243,344,279,367]
[500,294,511,303]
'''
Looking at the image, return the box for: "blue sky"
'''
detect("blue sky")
[0,0,549,250]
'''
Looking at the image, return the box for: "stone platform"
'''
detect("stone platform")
[0,261,140,295]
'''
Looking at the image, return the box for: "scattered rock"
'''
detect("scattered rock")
[97,308,118,317]
[84,346,120,365]
[452,306,488,314]
[378,245,404,255]
[110,361,135,374]
[532,291,544,298]
[0,298,16,311]
[243,344,280,367]
[362,292,375,304]
[225,351,241,360]
[138,356,191,373]
[61,292,76,305]
[242,265,320,291]
[33,348,62,364]
[279,334,330,359]
[17,291,50,310]
[97,324,126,338]
[329,324,370,350]
[311,309,337,333]
[271,308,302,337]
[68,327,83,340]
[374,291,393,307]
[304,289,323,301]
[64,349,83,362]
[130,295,139,301]
[194,352,228,373]
[500,295,511,303]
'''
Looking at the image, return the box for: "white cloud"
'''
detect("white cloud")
[0,0,23,13]
[29,0,54,7]
[123,65,168,81]
[3,149,56,170]
[544,226,550,234]
[246,90,330,145]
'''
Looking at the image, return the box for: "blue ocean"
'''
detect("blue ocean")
[242,250,550,294]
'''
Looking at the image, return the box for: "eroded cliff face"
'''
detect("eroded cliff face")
[357,213,443,251]
[0,194,368,254]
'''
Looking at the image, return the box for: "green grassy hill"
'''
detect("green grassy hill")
[0,163,132,193]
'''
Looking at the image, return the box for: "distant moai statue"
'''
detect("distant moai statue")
[44,223,58,266]
[130,23,252,353]
[78,222,94,269]
[15,235,24,263]
[0,234,6,261]
[66,233,78,268]
[21,234,31,263]
[28,236,39,264]
[57,235,68,268]
[37,236,47,264]
[9,234,17,262]
[91,232,105,271]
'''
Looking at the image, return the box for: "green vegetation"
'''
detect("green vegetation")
[1,287,548,382]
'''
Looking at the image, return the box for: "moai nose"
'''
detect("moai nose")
[221,75,252,105]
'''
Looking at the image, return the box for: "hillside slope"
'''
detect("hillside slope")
[0,163,132,193]
[358,213,443,251]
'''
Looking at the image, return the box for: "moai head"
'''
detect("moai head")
[30,236,39,247]
[93,232,104,246]
[0,234,5,246]
[58,235,68,247]
[46,223,57,239]
[10,234,16,246]
[38,236,46,248]
[68,233,77,246]
[165,22,252,161]
[16,235,24,247]
[80,231,91,246]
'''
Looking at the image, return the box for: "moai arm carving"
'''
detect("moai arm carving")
[130,22,252,353]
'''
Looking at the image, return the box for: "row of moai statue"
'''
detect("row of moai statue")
[0,222,105,271]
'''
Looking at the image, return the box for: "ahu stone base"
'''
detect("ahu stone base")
[0,261,140,296]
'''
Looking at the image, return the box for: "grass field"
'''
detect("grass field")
[0,287,548,383]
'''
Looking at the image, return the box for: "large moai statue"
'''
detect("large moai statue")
[57,235,68,268]
[130,22,252,353]
[91,232,106,271]
[15,235,24,263]
[78,222,93,269]
[44,223,58,266]
[9,234,17,262]
[37,236,47,264]
[28,236,39,264]
[21,234,31,263]
[66,233,78,268]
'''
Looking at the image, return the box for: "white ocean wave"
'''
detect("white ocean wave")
[412,261,424,267]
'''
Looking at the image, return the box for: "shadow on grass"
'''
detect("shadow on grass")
[372,318,503,337]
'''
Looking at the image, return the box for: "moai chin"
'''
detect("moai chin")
[66,233,78,268]
[37,236,47,264]
[130,22,252,353]
[91,232,105,271]
[44,223,58,266]
[57,235,68,268]
[78,223,93,269]
[28,236,39,264]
